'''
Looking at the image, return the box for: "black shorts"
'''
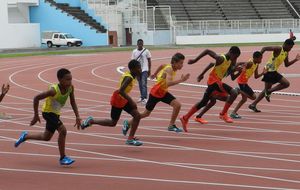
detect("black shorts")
[146,92,176,111]
[208,82,232,96]
[111,102,135,121]
[238,83,254,97]
[262,71,283,84]
[42,112,63,133]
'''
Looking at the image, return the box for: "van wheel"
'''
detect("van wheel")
[47,41,53,48]
[67,42,73,47]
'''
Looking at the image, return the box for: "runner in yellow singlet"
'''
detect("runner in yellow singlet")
[249,39,300,112]
[81,60,143,146]
[15,68,81,165]
[230,51,265,118]
[124,53,190,133]
[180,46,241,132]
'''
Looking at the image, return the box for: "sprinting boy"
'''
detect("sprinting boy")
[123,53,190,134]
[230,51,265,118]
[180,46,241,132]
[15,68,81,165]
[189,60,242,125]
[81,60,143,146]
[249,39,300,112]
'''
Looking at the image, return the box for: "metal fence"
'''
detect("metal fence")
[146,6,172,31]
[174,19,300,36]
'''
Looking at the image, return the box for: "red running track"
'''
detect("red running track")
[0,46,300,190]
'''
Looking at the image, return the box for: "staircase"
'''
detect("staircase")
[45,0,107,33]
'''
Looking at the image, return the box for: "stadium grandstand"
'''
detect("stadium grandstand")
[1,0,300,48]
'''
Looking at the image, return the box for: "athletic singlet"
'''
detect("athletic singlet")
[207,55,231,85]
[237,59,258,84]
[150,64,176,98]
[42,84,72,115]
[110,71,136,108]
[265,48,287,72]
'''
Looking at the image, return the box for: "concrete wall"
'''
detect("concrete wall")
[153,30,172,45]
[0,0,8,24]
[30,0,108,47]
[176,33,300,45]
[7,0,39,4]
[8,5,29,23]
[0,0,40,49]
[1,24,41,49]
[133,28,172,45]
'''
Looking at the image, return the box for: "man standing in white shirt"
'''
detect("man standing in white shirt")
[131,39,152,104]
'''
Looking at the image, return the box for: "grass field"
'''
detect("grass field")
[1,41,296,58]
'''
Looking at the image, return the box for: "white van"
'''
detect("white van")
[42,32,83,48]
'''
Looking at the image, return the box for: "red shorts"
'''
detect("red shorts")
[110,90,128,108]
[211,90,228,98]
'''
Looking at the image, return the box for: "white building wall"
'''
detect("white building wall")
[8,5,29,23]
[7,0,39,4]
[1,24,41,49]
[0,0,8,24]
[110,12,124,46]
[0,0,40,49]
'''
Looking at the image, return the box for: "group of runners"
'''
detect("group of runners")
[13,36,300,165]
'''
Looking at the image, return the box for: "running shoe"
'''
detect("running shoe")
[60,156,75,165]
[265,90,271,102]
[194,117,208,124]
[141,98,148,105]
[230,113,242,119]
[122,120,131,136]
[248,104,261,113]
[126,138,143,146]
[81,116,93,129]
[219,113,233,123]
[168,125,183,133]
[180,116,188,132]
[15,131,28,147]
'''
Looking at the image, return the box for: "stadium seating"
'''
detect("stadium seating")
[250,0,294,19]
[289,0,300,16]
[148,0,296,21]
[148,0,224,21]
[46,0,107,33]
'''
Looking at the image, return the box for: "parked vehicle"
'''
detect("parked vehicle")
[42,32,83,48]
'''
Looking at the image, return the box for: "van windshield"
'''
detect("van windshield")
[65,34,75,39]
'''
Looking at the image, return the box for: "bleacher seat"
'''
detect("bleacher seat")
[148,0,296,21]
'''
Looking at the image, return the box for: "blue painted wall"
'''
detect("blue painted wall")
[55,0,80,7]
[50,0,106,27]
[30,0,108,47]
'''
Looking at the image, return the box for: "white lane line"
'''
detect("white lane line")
[4,104,300,163]
[118,65,300,96]
[0,167,299,190]
[2,52,300,186]
[4,128,300,185]
[2,151,300,173]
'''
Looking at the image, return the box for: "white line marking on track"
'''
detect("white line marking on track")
[0,167,299,190]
